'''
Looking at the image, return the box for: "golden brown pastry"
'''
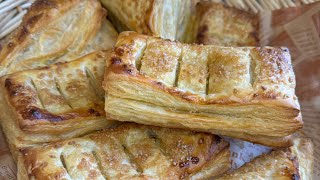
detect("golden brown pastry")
[196,2,259,46]
[18,123,230,180]
[0,51,116,159]
[103,32,303,147]
[217,138,313,179]
[0,0,118,76]
[100,0,192,41]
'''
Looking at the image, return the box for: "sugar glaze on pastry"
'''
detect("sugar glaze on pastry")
[103,31,302,147]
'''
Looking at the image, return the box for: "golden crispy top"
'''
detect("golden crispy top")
[0,0,117,76]
[20,123,229,180]
[1,51,108,132]
[196,2,259,46]
[105,32,298,109]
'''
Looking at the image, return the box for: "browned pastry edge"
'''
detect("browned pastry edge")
[0,51,110,132]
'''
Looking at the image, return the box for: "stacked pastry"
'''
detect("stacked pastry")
[0,0,314,179]
[0,0,119,159]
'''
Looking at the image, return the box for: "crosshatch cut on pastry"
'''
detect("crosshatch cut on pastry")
[103,31,303,147]
[17,123,230,180]
[0,50,117,159]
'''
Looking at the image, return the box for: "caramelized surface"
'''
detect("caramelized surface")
[107,32,297,103]
[1,51,108,131]
[103,32,302,147]
[19,123,230,179]
[0,51,117,151]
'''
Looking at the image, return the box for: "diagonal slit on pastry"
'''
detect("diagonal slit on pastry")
[0,50,117,159]
[0,0,118,77]
[217,138,313,179]
[103,31,303,147]
[17,123,230,180]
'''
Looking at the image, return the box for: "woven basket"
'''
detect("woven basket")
[0,0,319,40]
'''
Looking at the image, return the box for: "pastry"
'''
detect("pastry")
[0,0,118,76]
[100,0,192,41]
[289,138,314,180]
[99,0,258,45]
[18,123,230,180]
[0,51,116,159]
[217,138,313,179]
[103,31,303,147]
[196,2,259,46]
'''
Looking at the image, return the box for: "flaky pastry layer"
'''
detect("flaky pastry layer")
[0,51,115,150]
[100,0,199,41]
[0,0,118,76]
[18,123,230,180]
[103,32,302,147]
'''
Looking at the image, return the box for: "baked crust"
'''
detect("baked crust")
[0,0,118,76]
[0,51,116,150]
[18,123,230,180]
[100,0,191,41]
[103,32,302,147]
[99,0,258,45]
[196,2,259,46]
[217,138,313,179]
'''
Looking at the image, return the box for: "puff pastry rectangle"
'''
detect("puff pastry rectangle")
[0,0,118,76]
[0,51,115,155]
[196,2,259,46]
[103,32,303,147]
[217,138,313,179]
[18,123,230,180]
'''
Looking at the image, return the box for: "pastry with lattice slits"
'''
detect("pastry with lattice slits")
[103,31,302,148]
[18,123,230,180]
[0,50,116,159]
